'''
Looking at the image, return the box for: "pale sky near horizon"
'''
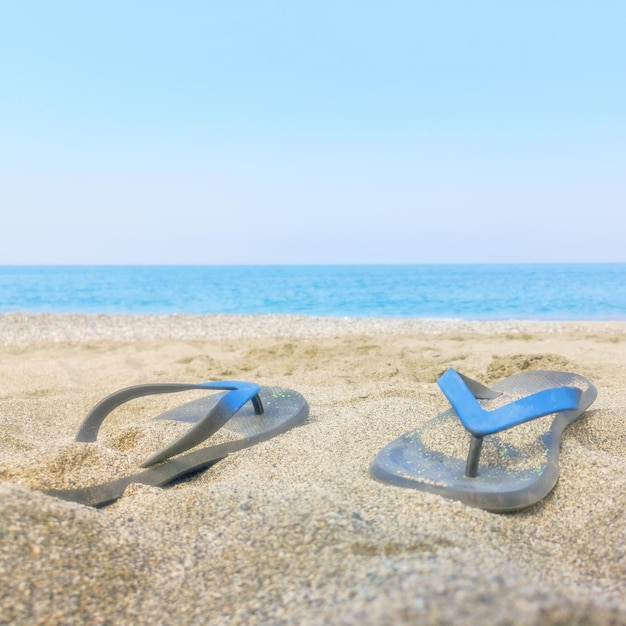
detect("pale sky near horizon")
[1,1,625,265]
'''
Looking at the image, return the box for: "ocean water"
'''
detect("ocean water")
[0,264,625,320]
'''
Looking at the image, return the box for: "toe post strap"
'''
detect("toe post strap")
[438,369,583,477]
[438,369,582,436]
[74,380,263,467]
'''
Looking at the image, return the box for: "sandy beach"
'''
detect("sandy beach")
[1,313,625,625]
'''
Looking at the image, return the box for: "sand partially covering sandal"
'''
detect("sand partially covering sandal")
[46,381,309,507]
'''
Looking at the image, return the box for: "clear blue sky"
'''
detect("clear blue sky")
[1,1,624,264]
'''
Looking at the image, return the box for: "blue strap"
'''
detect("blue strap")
[75,380,262,467]
[437,369,582,436]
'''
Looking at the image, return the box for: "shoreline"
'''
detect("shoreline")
[1,312,624,345]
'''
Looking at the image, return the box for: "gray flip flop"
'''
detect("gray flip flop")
[370,369,597,512]
[46,381,309,507]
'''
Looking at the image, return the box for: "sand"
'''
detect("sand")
[0,313,625,625]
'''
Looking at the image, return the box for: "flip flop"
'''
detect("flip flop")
[46,381,309,507]
[370,369,597,512]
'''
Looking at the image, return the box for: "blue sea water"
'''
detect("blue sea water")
[0,264,625,320]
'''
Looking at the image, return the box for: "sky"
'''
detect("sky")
[1,1,625,264]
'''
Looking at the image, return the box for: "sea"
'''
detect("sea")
[0,264,625,320]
